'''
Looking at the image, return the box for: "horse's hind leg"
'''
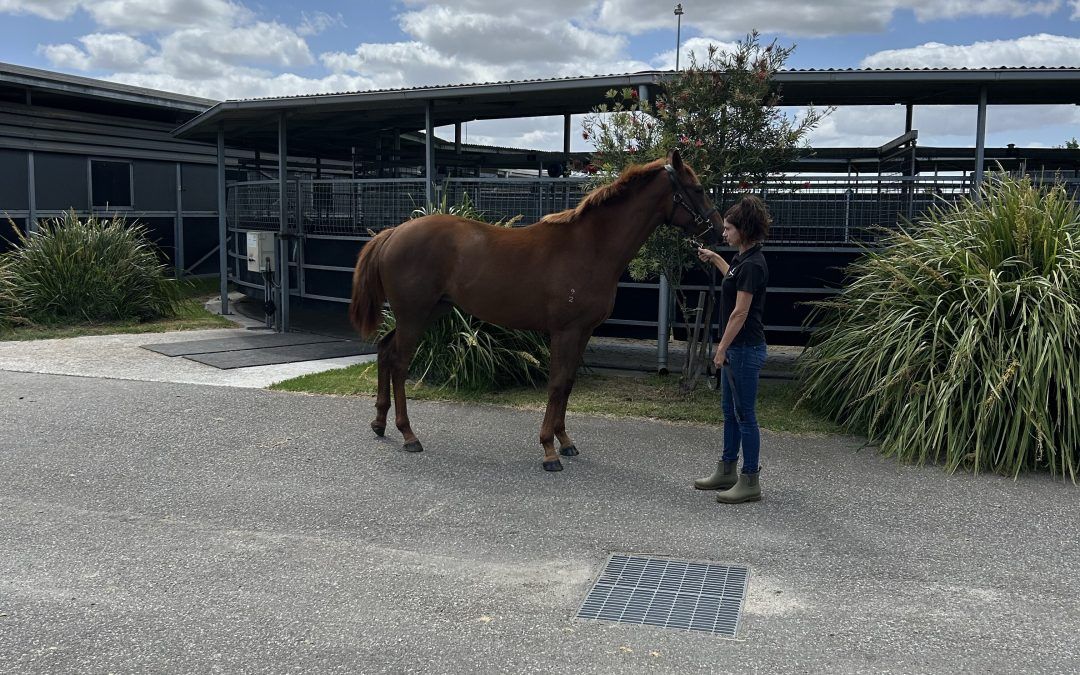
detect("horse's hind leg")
[370,329,395,437]
[387,320,426,453]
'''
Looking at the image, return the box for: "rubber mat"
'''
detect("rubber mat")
[141,332,338,357]
[182,340,376,369]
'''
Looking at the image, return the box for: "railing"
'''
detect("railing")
[227,174,1079,245]
[757,176,973,245]
[441,178,591,224]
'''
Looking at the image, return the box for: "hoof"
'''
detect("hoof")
[559,445,579,457]
[371,422,386,437]
[403,440,424,453]
[542,459,564,472]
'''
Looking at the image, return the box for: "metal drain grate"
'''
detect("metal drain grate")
[576,554,749,637]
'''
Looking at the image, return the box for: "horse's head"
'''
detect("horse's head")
[662,149,721,245]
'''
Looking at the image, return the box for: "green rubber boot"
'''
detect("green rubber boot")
[693,460,738,491]
[716,473,761,504]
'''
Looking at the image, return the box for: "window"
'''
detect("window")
[90,160,132,208]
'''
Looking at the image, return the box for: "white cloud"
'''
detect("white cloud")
[400,5,626,65]
[297,10,344,37]
[152,22,314,79]
[909,0,1059,21]
[860,33,1080,68]
[40,33,152,72]
[651,37,742,71]
[1072,0,1080,18]
[83,0,246,31]
[0,0,248,28]
[595,0,1063,37]
[0,0,80,19]
[109,69,378,101]
[803,103,1080,148]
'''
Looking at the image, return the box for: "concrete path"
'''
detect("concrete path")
[0,326,376,389]
[2,367,1078,674]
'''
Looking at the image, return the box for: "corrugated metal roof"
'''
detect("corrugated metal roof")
[223,66,1080,103]
[0,60,218,111]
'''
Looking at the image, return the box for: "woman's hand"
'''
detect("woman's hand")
[697,247,718,264]
[713,344,727,369]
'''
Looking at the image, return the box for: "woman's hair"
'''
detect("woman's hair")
[724,195,771,243]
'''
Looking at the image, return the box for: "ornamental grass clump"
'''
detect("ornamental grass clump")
[4,210,180,324]
[379,307,550,391]
[0,256,17,329]
[798,174,1080,480]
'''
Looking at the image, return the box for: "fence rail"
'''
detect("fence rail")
[227,174,1079,245]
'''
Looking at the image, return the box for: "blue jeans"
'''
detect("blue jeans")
[721,343,767,474]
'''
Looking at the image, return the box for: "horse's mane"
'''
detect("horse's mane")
[541,159,668,225]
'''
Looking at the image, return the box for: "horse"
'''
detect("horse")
[349,148,721,472]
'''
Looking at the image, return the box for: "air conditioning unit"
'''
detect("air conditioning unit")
[246,232,276,272]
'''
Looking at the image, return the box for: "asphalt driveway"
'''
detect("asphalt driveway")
[2,369,1078,674]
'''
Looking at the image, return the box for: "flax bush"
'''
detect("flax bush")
[0,256,17,329]
[379,307,550,391]
[3,210,180,324]
[798,174,1080,480]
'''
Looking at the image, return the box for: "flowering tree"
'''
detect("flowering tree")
[582,32,829,384]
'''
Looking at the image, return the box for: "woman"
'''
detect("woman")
[693,195,770,504]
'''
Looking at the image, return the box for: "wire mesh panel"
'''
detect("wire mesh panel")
[300,179,428,235]
[442,178,591,224]
[747,177,972,246]
[227,180,297,231]
[225,174,1064,245]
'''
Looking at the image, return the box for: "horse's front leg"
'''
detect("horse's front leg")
[540,330,586,471]
[554,331,591,458]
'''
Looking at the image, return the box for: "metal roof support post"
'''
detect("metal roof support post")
[277,112,289,332]
[638,83,669,373]
[563,113,572,209]
[216,126,229,315]
[905,104,913,133]
[974,86,987,200]
[175,163,185,278]
[27,152,37,234]
[425,101,435,206]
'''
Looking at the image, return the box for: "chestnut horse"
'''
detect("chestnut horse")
[350,149,720,472]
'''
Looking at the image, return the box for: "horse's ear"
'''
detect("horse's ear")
[667,148,683,171]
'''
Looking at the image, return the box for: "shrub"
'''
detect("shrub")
[3,210,180,324]
[0,256,17,330]
[379,307,550,391]
[798,174,1080,480]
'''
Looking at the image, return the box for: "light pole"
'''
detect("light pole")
[674,3,684,71]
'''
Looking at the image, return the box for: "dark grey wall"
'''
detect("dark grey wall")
[133,160,177,210]
[180,164,218,211]
[0,149,28,210]
[34,153,88,211]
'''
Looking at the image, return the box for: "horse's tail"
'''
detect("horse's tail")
[350,228,394,340]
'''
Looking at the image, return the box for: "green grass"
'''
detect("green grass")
[0,275,232,341]
[271,362,841,435]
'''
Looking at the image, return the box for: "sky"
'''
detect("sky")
[1,0,1079,152]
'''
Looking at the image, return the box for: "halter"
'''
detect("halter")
[664,164,718,247]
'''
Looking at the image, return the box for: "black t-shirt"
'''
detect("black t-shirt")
[718,244,768,346]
